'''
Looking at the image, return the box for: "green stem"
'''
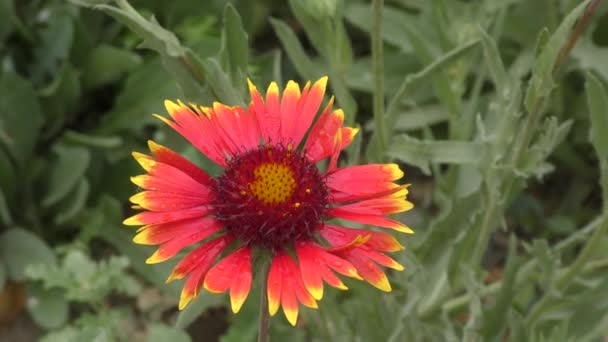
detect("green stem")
[258,263,271,342]
[371,0,387,154]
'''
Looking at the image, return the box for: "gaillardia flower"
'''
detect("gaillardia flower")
[125,77,413,325]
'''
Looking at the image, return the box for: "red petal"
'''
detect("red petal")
[129,191,209,212]
[145,223,220,264]
[326,204,413,233]
[148,140,212,185]
[268,253,318,326]
[158,101,227,166]
[327,164,404,201]
[204,247,252,313]
[167,235,231,282]
[131,152,210,196]
[296,242,360,300]
[319,224,404,252]
[290,77,327,146]
[279,81,302,141]
[340,249,392,292]
[123,205,211,226]
[133,217,221,246]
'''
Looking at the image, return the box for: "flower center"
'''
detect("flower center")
[211,144,328,250]
[249,163,296,205]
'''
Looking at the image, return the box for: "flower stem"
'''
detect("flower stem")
[371,0,387,155]
[258,263,271,342]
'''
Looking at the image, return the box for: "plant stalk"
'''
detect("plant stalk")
[258,264,271,342]
[372,0,387,154]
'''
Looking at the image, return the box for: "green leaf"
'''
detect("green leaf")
[0,0,16,42]
[96,57,179,134]
[269,18,318,80]
[30,6,75,81]
[481,235,520,339]
[78,1,207,102]
[0,148,16,202]
[53,178,90,225]
[220,4,248,86]
[147,324,191,342]
[0,228,56,281]
[388,134,485,174]
[573,41,608,82]
[366,105,449,131]
[0,261,6,290]
[27,286,69,329]
[63,131,123,149]
[39,64,81,138]
[524,0,591,112]
[42,145,91,208]
[0,72,43,167]
[479,26,509,94]
[585,72,608,160]
[82,44,143,89]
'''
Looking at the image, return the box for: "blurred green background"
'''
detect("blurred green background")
[1,0,608,341]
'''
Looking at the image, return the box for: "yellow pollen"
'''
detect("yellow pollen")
[249,162,297,205]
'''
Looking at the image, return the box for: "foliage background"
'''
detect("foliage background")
[1,0,608,341]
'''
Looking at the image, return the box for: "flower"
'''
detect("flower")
[125,77,414,325]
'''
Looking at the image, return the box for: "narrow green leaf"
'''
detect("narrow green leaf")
[481,235,520,339]
[63,131,123,149]
[524,0,591,112]
[585,72,608,160]
[201,57,245,106]
[479,26,508,94]
[220,4,248,82]
[388,134,485,174]
[366,105,449,131]
[269,18,318,80]
[0,228,56,281]
[42,145,91,208]
[585,72,608,205]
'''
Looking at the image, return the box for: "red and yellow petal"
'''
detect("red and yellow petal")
[204,247,252,313]
[327,164,404,201]
[159,101,228,166]
[332,197,414,216]
[123,205,211,226]
[320,224,404,252]
[145,226,219,264]
[295,242,360,300]
[129,191,209,212]
[267,253,318,326]
[342,249,393,292]
[280,81,302,140]
[303,98,341,162]
[131,152,211,197]
[290,76,328,146]
[147,140,212,185]
[326,208,413,233]
[167,235,231,283]
[133,217,221,246]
